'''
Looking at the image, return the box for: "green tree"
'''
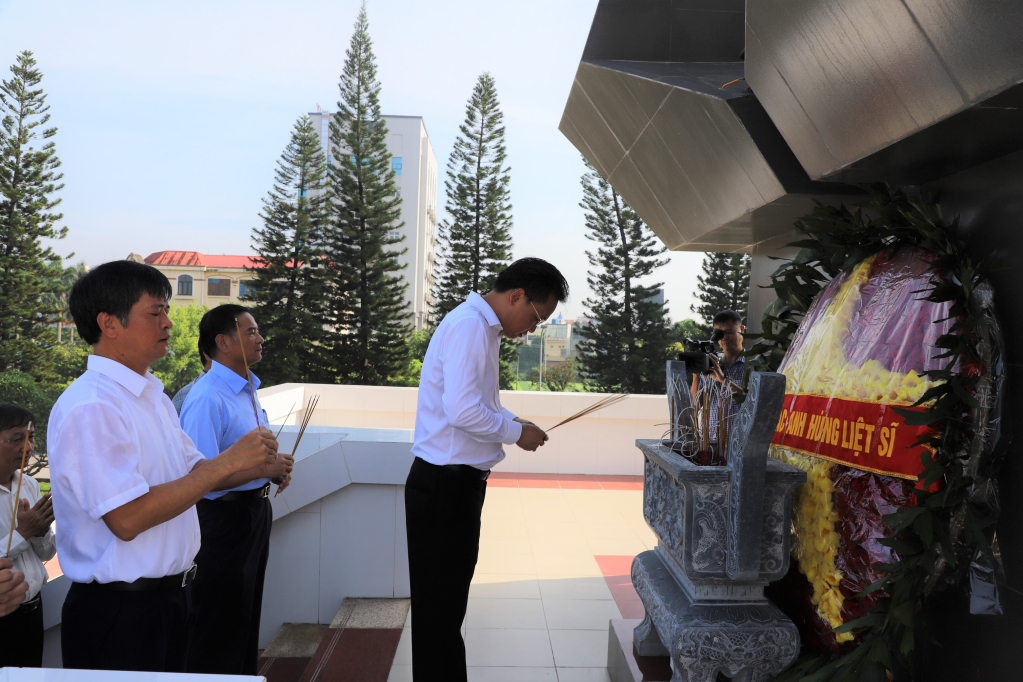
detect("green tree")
[0,51,68,381]
[247,115,329,386]
[576,161,671,394]
[151,305,207,396]
[432,73,517,386]
[667,318,703,347]
[323,3,411,385]
[433,73,513,318]
[390,328,434,387]
[691,252,751,327]
[0,370,59,473]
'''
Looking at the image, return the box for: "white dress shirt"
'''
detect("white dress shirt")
[1,471,56,601]
[413,292,522,470]
[48,355,204,584]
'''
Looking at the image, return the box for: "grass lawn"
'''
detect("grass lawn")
[39,481,51,493]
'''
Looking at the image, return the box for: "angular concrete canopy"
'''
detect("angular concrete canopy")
[745,0,1023,184]
[559,1,858,253]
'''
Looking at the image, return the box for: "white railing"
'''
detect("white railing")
[259,384,668,476]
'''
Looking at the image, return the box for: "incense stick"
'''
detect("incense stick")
[547,393,629,431]
[5,422,32,558]
[276,394,319,496]
[235,319,261,429]
[275,402,297,438]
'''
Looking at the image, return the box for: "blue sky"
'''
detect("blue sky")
[0,0,705,321]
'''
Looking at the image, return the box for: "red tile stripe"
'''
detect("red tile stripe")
[488,473,643,490]
[595,555,646,620]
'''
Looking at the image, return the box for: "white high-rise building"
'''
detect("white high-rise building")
[308,111,439,329]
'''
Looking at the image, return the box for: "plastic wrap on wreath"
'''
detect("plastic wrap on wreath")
[767,245,1005,650]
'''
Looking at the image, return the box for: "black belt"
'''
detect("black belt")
[216,483,270,501]
[83,564,197,592]
[18,593,41,612]
[440,463,491,480]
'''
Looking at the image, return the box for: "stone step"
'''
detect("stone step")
[258,598,409,682]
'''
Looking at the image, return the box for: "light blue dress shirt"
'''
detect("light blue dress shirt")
[180,360,270,500]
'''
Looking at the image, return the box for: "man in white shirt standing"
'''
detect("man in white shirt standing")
[406,257,567,681]
[0,406,55,668]
[49,261,279,673]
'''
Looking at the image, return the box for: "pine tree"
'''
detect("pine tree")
[323,3,411,385]
[576,161,671,394]
[0,51,67,382]
[433,73,513,318]
[247,115,329,385]
[432,73,517,387]
[691,252,751,327]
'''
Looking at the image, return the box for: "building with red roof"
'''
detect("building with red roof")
[128,251,265,307]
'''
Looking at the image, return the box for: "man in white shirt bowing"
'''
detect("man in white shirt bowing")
[406,257,567,681]
[48,260,279,673]
[180,304,293,675]
[0,407,55,669]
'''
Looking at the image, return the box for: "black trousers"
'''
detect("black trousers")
[405,457,488,682]
[0,593,43,668]
[187,495,272,675]
[62,582,190,672]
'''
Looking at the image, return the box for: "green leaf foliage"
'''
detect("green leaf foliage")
[692,252,750,329]
[0,369,59,473]
[247,115,330,385]
[0,50,68,381]
[323,3,411,385]
[575,160,670,394]
[150,305,207,396]
[753,185,1001,681]
[431,72,517,388]
[433,72,513,320]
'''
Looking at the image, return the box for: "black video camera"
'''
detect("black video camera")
[677,329,724,375]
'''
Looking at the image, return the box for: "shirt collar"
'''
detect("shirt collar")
[87,355,155,398]
[466,292,503,331]
[209,360,261,394]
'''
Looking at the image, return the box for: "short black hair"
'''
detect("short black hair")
[0,405,35,434]
[70,261,173,345]
[493,257,569,305]
[713,310,743,327]
[199,304,250,360]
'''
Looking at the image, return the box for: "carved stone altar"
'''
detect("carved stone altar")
[631,371,806,681]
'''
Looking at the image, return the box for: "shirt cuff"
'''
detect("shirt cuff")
[6,530,28,557]
[500,406,518,421]
[501,417,523,445]
[88,483,151,522]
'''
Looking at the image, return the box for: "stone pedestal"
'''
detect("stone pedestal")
[632,372,806,682]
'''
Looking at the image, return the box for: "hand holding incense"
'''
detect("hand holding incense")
[546,393,629,432]
[4,423,33,558]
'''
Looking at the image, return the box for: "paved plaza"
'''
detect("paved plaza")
[387,473,653,682]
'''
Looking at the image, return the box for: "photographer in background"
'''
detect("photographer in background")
[690,310,746,435]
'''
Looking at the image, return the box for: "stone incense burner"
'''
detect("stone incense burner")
[631,369,806,682]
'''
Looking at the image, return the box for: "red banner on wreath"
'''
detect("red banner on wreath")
[770,393,931,480]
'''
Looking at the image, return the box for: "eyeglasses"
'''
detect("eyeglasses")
[528,299,547,327]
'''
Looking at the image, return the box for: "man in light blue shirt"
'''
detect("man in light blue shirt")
[180,304,293,675]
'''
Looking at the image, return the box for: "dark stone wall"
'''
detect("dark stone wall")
[912,150,1023,680]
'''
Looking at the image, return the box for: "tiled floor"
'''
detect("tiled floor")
[388,475,653,681]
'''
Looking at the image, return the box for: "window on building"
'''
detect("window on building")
[396,190,401,199]
[387,229,401,241]
[391,157,402,175]
[208,278,230,297]
[177,274,193,297]
[239,280,254,299]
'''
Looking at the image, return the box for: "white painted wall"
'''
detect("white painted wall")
[260,384,669,477]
